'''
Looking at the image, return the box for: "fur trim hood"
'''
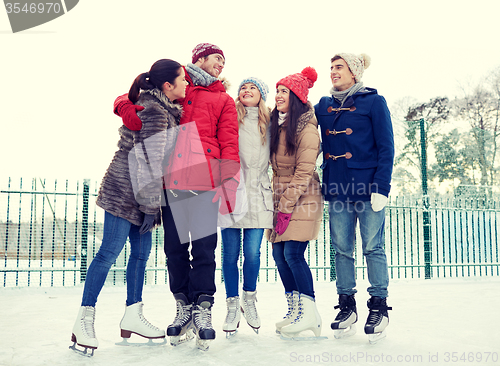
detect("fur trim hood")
[296,102,317,135]
[140,88,183,119]
[220,77,230,91]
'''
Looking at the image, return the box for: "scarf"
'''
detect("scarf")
[330,82,364,107]
[278,112,287,126]
[186,63,218,87]
[245,106,259,121]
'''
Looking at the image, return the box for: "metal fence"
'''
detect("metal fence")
[1,177,499,288]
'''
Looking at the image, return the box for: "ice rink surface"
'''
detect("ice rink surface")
[1,277,499,366]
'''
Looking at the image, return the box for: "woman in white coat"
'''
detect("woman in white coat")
[220,77,273,336]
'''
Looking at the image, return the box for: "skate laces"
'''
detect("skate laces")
[366,300,392,325]
[290,298,304,324]
[137,304,161,331]
[335,309,351,321]
[366,309,382,325]
[193,305,212,329]
[334,295,356,321]
[225,298,239,323]
[82,306,96,338]
[334,304,353,320]
[172,301,192,327]
[283,293,294,319]
[242,293,258,321]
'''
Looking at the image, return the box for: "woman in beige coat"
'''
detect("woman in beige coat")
[266,67,323,339]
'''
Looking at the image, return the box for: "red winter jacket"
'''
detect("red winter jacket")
[114,66,240,191]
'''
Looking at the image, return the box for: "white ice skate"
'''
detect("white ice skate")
[364,296,392,344]
[280,295,327,341]
[69,306,98,357]
[275,291,299,334]
[240,290,260,334]
[115,302,166,346]
[223,296,241,338]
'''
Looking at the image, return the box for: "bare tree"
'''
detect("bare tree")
[455,79,499,188]
[393,97,451,194]
[486,66,500,184]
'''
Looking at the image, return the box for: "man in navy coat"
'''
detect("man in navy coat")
[314,53,394,343]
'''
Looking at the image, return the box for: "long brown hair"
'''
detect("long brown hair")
[128,59,182,103]
[269,90,309,156]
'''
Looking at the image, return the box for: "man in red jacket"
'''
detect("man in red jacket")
[113,43,239,350]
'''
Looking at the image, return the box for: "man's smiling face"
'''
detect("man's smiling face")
[330,58,355,91]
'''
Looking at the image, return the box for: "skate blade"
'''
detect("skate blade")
[224,330,238,339]
[333,324,357,339]
[196,338,212,351]
[170,328,195,346]
[368,330,387,344]
[244,321,260,334]
[115,337,167,347]
[69,343,95,357]
[280,334,328,341]
[242,314,260,334]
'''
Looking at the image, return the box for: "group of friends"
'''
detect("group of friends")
[69,42,395,355]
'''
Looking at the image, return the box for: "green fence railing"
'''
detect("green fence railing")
[1,177,499,288]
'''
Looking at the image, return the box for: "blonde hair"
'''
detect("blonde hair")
[235,96,270,145]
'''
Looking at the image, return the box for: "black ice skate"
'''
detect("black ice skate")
[364,296,392,344]
[167,293,194,346]
[192,294,216,351]
[331,294,358,339]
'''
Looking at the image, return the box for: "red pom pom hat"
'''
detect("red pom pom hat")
[276,67,318,104]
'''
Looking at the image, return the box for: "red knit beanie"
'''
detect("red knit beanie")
[276,67,317,104]
[192,43,225,64]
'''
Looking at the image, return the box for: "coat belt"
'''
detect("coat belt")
[273,169,295,177]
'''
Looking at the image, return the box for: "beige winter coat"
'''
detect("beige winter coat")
[266,104,323,243]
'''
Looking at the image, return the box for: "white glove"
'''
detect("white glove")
[371,193,388,212]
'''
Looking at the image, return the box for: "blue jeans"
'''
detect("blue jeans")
[328,199,389,298]
[221,228,264,298]
[272,241,315,298]
[81,211,152,307]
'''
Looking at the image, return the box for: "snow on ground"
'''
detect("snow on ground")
[1,277,499,366]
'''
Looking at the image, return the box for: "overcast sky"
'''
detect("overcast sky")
[1,0,500,183]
